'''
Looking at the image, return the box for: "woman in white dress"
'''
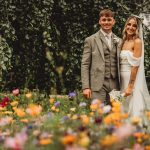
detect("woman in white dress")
[120,15,150,125]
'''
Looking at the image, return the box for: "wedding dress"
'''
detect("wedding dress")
[120,50,150,127]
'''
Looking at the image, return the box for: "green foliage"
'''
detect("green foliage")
[0,0,149,93]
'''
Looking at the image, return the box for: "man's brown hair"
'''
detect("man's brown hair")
[99,9,114,18]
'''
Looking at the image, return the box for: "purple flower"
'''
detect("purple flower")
[54,101,61,107]
[61,116,69,123]
[68,92,76,99]
[79,102,87,107]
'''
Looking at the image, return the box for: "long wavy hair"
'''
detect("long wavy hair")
[122,16,140,47]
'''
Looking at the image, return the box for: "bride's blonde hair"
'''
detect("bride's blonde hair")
[122,16,140,46]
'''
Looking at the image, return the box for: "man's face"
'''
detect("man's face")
[99,16,115,33]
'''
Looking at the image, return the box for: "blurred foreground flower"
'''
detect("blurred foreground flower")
[4,128,28,150]
[61,134,76,145]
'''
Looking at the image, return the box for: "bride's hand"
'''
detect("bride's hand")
[124,85,133,97]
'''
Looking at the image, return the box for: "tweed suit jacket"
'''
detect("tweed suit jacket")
[81,30,122,91]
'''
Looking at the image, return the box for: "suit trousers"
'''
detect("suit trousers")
[92,77,119,105]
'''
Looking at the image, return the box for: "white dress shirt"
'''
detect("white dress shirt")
[100,29,112,49]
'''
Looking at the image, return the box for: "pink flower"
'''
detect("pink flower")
[133,143,144,150]
[113,123,135,140]
[4,128,28,150]
[12,89,19,96]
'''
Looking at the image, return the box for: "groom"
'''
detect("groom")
[81,9,121,104]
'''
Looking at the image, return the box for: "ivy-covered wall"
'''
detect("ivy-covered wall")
[0,0,149,94]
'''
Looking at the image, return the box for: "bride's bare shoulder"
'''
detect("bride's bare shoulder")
[134,38,142,44]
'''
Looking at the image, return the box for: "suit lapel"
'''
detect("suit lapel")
[94,31,105,61]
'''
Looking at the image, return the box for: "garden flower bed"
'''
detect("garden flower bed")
[0,89,150,150]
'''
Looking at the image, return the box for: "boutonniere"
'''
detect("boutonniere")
[113,37,120,45]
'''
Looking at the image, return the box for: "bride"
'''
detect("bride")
[120,15,150,124]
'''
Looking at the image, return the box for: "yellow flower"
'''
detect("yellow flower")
[70,108,76,112]
[72,114,78,120]
[10,101,18,106]
[25,93,32,99]
[39,138,52,145]
[2,111,13,115]
[78,136,90,147]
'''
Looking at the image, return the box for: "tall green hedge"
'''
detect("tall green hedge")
[0,0,149,93]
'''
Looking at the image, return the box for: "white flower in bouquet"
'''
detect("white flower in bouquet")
[109,89,125,103]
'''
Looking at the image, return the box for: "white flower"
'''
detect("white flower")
[103,105,111,114]
[109,89,125,102]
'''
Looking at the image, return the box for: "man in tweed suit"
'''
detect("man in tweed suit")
[81,9,121,104]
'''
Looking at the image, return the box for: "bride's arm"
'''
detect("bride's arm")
[124,38,142,97]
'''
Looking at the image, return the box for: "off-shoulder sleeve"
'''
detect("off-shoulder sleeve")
[127,52,141,66]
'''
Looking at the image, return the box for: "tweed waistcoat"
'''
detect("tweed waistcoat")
[103,45,118,78]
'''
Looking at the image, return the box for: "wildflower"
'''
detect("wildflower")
[54,101,61,107]
[15,108,26,117]
[10,101,18,106]
[0,97,10,107]
[100,135,118,147]
[4,128,28,150]
[12,89,19,96]
[25,93,32,99]
[68,92,76,99]
[81,115,90,125]
[103,105,111,114]
[79,102,87,107]
[78,135,90,147]
[113,123,135,140]
[39,138,52,145]
[70,108,76,112]
[26,104,42,116]
[20,119,29,123]
[49,98,55,104]
[61,134,76,145]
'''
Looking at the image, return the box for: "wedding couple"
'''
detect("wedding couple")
[81,9,150,120]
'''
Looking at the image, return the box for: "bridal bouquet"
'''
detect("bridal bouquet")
[109,89,125,103]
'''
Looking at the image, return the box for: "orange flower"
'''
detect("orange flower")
[15,108,26,117]
[26,104,42,116]
[20,119,29,123]
[90,104,98,111]
[100,135,118,147]
[49,98,55,104]
[81,115,90,125]
[61,135,76,145]
[39,138,52,145]
[145,145,150,150]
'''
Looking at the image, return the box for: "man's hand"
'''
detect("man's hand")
[124,85,133,97]
[83,88,91,99]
